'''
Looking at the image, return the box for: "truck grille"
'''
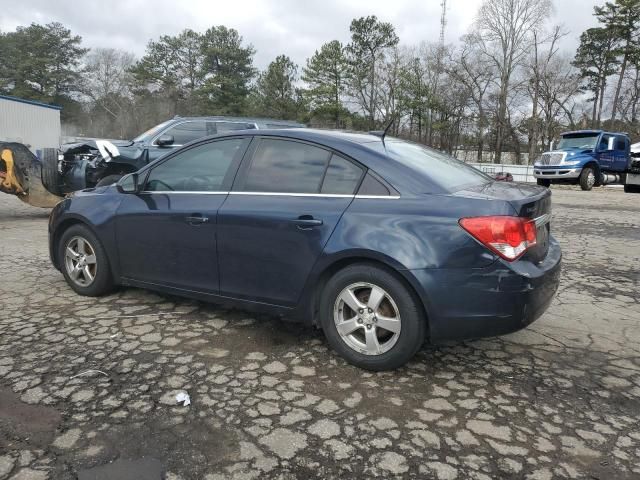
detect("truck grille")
[538,152,566,166]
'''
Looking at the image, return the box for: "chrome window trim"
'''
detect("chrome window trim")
[139,191,229,195]
[355,195,401,200]
[229,191,353,198]
[135,190,399,199]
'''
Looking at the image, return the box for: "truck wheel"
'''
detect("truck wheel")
[536,179,551,187]
[96,174,124,187]
[579,167,596,191]
[624,184,640,194]
[41,148,61,195]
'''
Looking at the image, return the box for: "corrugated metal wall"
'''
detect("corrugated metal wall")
[0,97,61,154]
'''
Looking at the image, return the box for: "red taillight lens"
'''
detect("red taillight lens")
[459,216,537,261]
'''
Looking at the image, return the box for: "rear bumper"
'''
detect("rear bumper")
[533,166,581,179]
[408,237,562,342]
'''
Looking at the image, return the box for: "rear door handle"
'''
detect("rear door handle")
[186,214,209,225]
[294,215,323,230]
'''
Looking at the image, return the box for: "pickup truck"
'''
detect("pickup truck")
[533,130,640,193]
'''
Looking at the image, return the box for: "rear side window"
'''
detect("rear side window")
[321,155,363,194]
[161,121,207,145]
[213,122,256,133]
[373,140,490,192]
[241,139,331,193]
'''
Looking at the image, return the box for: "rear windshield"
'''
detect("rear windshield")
[370,140,491,192]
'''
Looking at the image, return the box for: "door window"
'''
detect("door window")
[213,121,256,133]
[159,121,208,145]
[321,155,364,194]
[614,136,627,151]
[144,139,245,192]
[241,139,331,193]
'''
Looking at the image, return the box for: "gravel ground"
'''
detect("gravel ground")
[0,186,639,480]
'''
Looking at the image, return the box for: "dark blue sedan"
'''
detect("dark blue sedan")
[48,129,561,370]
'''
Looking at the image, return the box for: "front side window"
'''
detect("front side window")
[160,121,208,146]
[144,139,244,192]
[241,139,331,193]
[614,136,627,151]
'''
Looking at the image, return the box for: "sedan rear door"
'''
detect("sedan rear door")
[217,138,364,306]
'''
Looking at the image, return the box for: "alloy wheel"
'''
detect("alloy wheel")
[333,282,402,355]
[64,236,98,287]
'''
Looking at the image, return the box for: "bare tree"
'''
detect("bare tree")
[474,0,552,163]
[450,35,496,161]
[527,26,567,160]
[84,48,135,137]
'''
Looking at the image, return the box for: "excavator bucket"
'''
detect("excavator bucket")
[0,142,63,208]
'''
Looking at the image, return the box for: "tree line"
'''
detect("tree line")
[0,0,639,164]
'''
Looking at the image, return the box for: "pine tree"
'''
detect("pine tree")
[302,40,348,127]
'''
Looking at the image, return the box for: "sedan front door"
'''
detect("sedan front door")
[115,138,249,293]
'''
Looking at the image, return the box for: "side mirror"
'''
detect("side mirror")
[156,135,174,147]
[117,173,139,194]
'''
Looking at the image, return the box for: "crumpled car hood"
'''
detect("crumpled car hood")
[61,139,143,162]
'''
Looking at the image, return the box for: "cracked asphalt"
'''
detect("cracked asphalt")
[0,186,639,480]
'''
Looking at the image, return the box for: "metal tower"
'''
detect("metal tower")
[439,0,447,46]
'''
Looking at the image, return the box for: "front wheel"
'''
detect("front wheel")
[41,148,61,195]
[320,264,426,371]
[536,178,551,187]
[58,224,114,296]
[579,166,596,191]
[624,184,640,194]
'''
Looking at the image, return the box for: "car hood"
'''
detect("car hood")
[61,139,143,162]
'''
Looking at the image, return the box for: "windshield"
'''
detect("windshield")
[556,134,599,150]
[132,120,174,143]
[370,139,491,192]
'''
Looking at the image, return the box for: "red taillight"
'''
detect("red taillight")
[459,216,537,261]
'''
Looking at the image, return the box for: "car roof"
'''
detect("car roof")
[562,130,628,137]
[171,116,306,128]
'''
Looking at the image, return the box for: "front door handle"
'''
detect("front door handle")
[186,215,209,225]
[294,215,323,230]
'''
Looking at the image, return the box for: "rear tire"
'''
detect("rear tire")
[579,166,596,191]
[41,148,61,195]
[58,224,114,296]
[319,264,425,371]
[96,174,124,187]
[536,179,551,187]
[624,184,640,193]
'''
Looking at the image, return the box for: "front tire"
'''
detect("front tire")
[536,178,551,187]
[624,184,640,193]
[579,166,596,191]
[58,224,114,296]
[41,148,61,195]
[320,264,425,371]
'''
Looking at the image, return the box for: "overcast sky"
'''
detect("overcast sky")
[2,0,602,69]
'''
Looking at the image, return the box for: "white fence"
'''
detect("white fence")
[467,162,536,183]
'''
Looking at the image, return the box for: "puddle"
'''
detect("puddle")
[0,387,61,448]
